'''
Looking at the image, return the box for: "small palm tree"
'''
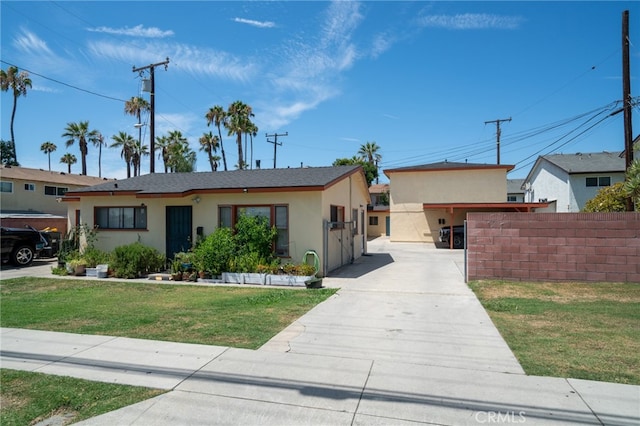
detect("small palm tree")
[110,131,136,178]
[1,66,32,164]
[131,140,149,176]
[62,121,99,175]
[205,105,228,171]
[199,131,220,171]
[40,141,57,171]
[165,130,195,172]
[60,153,77,173]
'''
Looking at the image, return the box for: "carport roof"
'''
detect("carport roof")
[423,202,549,213]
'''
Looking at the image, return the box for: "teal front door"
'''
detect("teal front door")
[166,206,192,258]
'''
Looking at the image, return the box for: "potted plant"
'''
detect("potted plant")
[67,257,87,276]
[170,258,184,281]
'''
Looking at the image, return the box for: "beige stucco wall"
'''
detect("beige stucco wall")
[320,172,369,273]
[389,169,508,242]
[66,172,370,276]
[366,211,389,238]
[1,177,86,216]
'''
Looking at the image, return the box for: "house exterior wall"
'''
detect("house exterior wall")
[467,212,640,283]
[0,176,86,216]
[367,210,389,238]
[389,169,508,242]
[526,161,625,212]
[321,172,369,272]
[569,172,625,212]
[66,173,369,276]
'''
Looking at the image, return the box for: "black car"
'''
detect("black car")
[439,225,465,249]
[1,226,47,266]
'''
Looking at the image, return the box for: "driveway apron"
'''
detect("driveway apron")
[262,237,525,375]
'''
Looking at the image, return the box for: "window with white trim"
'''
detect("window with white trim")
[0,181,13,193]
[44,185,68,196]
[24,183,36,191]
[586,177,611,187]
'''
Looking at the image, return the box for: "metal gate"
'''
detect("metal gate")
[322,220,355,276]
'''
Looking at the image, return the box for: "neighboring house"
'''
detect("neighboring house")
[522,151,626,212]
[62,165,370,276]
[367,183,390,238]
[384,161,546,244]
[507,179,525,202]
[0,165,110,233]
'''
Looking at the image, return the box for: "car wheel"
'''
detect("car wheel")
[453,235,464,249]
[12,245,35,266]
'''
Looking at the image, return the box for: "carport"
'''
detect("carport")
[423,202,550,249]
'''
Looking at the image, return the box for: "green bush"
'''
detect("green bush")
[235,215,278,261]
[192,227,236,276]
[81,247,111,268]
[110,243,165,279]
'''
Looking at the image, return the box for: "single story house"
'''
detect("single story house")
[0,165,111,233]
[62,165,370,276]
[522,151,626,212]
[384,161,547,244]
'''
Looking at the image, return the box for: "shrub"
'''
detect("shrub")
[280,263,316,276]
[234,215,278,261]
[81,246,111,268]
[192,227,236,276]
[110,242,165,279]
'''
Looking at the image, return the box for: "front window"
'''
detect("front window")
[330,205,345,229]
[0,181,13,193]
[219,204,289,257]
[95,206,147,229]
[24,183,35,191]
[586,177,611,187]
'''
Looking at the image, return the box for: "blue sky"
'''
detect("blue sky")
[1,1,638,181]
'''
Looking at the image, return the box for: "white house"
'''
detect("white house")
[522,151,626,212]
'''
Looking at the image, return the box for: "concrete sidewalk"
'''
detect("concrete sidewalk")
[1,238,639,425]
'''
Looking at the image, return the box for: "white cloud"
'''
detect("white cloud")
[233,18,276,29]
[13,28,54,55]
[87,24,174,38]
[87,40,256,82]
[419,13,523,30]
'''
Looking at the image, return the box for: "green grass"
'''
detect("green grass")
[469,281,640,384]
[0,277,337,349]
[0,369,165,426]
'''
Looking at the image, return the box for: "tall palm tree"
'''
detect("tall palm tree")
[40,141,57,171]
[247,122,258,169]
[124,96,150,169]
[199,131,220,171]
[225,100,255,169]
[1,66,32,164]
[60,153,77,173]
[92,133,107,177]
[62,121,99,175]
[110,131,136,178]
[358,141,382,165]
[205,105,228,171]
[155,135,171,173]
[131,140,149,177]
[358,141,382,184]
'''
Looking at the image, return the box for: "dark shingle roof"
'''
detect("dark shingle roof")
[542,151,625,174]
[507,179,525,193]
[66,165,362,196]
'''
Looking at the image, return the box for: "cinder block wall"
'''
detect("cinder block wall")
[467,212,640,283]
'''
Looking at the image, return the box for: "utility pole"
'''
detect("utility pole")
[485,117,511,164]
[133,57,169,174]
[622,10,634,211]
[266,132,288,169]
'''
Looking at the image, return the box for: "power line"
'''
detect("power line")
[1,59,127,103]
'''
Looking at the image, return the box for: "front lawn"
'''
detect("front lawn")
[0,277,337,349]
[469,280,640,384]
[1,369,165,426]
